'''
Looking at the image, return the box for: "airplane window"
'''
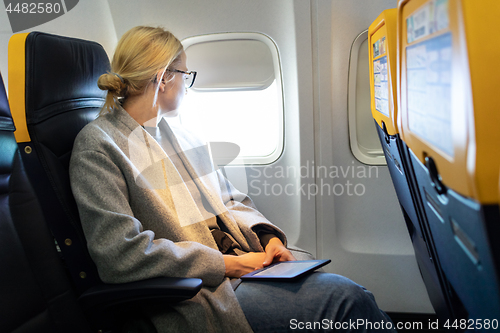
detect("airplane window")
[178,33,284,165]
[348,30,386,165]
[179,81,280,164]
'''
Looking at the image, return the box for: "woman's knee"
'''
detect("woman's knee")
[309,273,367,297]
[310,273,381,315]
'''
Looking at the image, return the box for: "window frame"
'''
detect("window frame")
[180,32,285,166]
[348,30,386,165]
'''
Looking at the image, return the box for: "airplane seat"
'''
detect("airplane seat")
[8,31,108,292]
[398,0,500,322]
[368,8,453,321]
[0,70,93,332]
[7,31,202,332]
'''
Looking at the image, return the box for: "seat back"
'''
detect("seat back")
[0,71,91,332]
[368,8,454,320]
[369,9,421,230]
[398,0,500,320]
[8,32,110,293]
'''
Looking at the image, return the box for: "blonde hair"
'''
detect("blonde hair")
[97,26,184,114]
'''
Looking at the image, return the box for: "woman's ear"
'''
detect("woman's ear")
[155,71,166,92]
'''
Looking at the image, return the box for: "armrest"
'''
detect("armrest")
[78,277,202,331]
[78,276,202,311]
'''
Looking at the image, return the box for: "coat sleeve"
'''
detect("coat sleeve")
[70,144,225,286]
[216,169,288,247]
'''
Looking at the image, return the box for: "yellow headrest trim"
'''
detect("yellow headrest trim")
[8,33,30,143]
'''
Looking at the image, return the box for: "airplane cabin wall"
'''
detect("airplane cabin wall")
[0,0,435,314]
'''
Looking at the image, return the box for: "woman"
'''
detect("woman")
[70,26,395,332]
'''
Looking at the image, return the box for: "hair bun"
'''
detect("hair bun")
[97,72,127,97]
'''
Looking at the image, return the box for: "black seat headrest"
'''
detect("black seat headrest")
[25,32,109,126]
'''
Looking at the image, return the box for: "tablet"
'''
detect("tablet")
[241,259,331,280]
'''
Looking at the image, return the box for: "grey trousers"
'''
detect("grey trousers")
[235,272,397,332]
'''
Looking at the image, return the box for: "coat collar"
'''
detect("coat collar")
[111,104,142,133]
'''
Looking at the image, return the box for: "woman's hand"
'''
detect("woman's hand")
[263,237,296,266]
[223,252,267,278]
[222,238,296,278]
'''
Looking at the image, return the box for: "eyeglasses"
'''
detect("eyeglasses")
[167,69,197,88]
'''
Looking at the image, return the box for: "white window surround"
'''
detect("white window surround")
[179,32,284,165]
[348,30,386,165]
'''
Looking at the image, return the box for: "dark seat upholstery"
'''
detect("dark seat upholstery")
[6,32,202,332]
[9,32,111,291]
[0,71,92,332]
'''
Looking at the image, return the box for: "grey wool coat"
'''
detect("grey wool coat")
[69,106,288,333]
